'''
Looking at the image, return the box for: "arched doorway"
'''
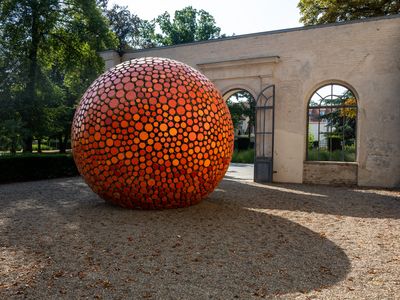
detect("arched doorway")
[222,86,276,183]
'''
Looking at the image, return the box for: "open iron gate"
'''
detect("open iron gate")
[254,85,275,183]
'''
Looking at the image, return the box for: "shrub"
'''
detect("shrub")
[328,137,342,151]
[237,137,251,150]
[231,149,254,163]
[32,144,57,151]
[307,148,355,162]
[0,153,78,183]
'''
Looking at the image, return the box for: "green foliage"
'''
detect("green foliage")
[307,145,356,162]
[195,9,222,41]
[0,117,25,153]
[226,99,246,129]
[307,93,357,161]
[319,91,357,141]
[106,4,150,54]
[32,143,57,151]
[137,19,158,49]
[231,149,255,163]
[103,5,223,50]
[236,137,252,151]
[0,153,78,183]
[155,6,222,45]
[308,131,315,149]
[238,91,256,137]
[0,0,116,152]
[298,0,400,25]
[0,2,225,156]
[226,91,256,137]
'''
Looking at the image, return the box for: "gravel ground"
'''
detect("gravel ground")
[0,165,399,299]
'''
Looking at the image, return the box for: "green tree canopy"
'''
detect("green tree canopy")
[226,91,256,138]
[155,6,222,45]
[0,0,116,152]
[105,4,157,54]
[319,91,357,141]
[0,2,225,153]
[298,0,400,25]
[106,4,142,55]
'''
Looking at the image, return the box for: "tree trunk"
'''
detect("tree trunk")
[37,138,42,153]
[10,139,17,154]
[59,134,66,153]
[63,135,69,152]
[23,136,33,153]
[23,2,40,153]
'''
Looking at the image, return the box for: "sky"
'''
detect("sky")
[109,0,302,36]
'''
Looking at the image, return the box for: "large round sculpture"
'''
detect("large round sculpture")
[72,57,234,209]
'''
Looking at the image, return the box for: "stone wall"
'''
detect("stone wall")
[303,162,358,185]
[100,16,400,187]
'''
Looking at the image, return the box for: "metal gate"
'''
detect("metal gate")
[254,85,275,183]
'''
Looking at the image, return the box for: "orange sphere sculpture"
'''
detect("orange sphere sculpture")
[72,57,234,209]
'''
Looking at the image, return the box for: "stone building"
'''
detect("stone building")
[100,15,400,188]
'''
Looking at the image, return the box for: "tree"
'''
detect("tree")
[135,19,158,49]
[0,0,56,151]
[104,5,223,50]
[105,4,157,55]
[226,91,256,138]
[237,91,256,139]
[0,0,116,152]
[106,4,141,55]
[226,99,246,131]
[298,0,400,25]
[45,2,116,152]
[319,91,357,142]
[0,117,25,153]
[155,6,222,45]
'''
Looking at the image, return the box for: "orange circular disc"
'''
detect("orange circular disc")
[71,57,234,209]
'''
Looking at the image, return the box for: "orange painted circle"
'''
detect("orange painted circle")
[72,57,234,209]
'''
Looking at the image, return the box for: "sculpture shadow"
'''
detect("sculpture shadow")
[0,177,350,298]
[221,176,400,219]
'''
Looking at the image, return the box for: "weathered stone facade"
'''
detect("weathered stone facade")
[100,15,400,188]
[303,162,358,185]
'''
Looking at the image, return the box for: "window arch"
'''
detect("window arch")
[307,83,357,162]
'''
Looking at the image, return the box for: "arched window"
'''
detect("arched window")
[307,83,357,162]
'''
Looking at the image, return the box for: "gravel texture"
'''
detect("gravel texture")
[0,165,399,299]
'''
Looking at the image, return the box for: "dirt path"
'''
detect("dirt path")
[1,169,399,299]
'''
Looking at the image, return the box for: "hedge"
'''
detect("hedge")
[0,154,79,183]
[235,137,255,151]
[231,149,254,163]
